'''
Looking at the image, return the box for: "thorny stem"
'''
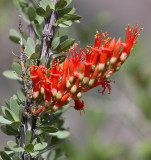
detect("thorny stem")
[37,0,59,66]
[18,0,59,159]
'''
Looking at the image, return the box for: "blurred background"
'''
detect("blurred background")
[1,0,151,159]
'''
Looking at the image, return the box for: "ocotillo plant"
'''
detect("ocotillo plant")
[0,0,142,160]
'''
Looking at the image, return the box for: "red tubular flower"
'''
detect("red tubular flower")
[63,57,69,76]
[56,74,67,100]
[79,62,85,81]
[73,99,85,115]
[29,65,39,99]
[43,78,51,107]
[33,106,45,116]
[83,47,93,84]
[92,31,107,66]
[38,65,47,94]
[98,38,111,72]
[110,38,121,65]
[119,24,143,61]
[50,58,62,97]
[69,42,83,78]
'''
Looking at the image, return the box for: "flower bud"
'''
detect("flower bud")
[77,92,82,99]
[69,76,75,84]
[120,52,127,62]
[79,73,84,82]
[52,105,58,112]
[33,91,39,99]
[110,57,117,65]
[82,77,89,85]
[56,91,62,100]
[41,87,44,94]
[71,85,77,94]
[51,88,57,97]
[98,63,105,72]
[88,79,95,87]
[66,80,72,89]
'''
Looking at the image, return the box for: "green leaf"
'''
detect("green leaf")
[0,151,11,160]
[46,5,51,18]
[39,0,54,10]
[1,125,19,136]
[19,105,24,121]
[55,0,67,11]
[30,53,39,60]
[51,37,60,51]
[12,62,22,75]
[49,150,56,160]
[7,141,24,152]
[0,116,11,124]
[59,8,76,17]
[60,35,68,43]
[9,29,20,43]
[36,7,47,17]
[31,0,39,8]
[66,0,72,6]
[34,142,48,151]
[25,130,31,145]
[39,125,58,133]
[4,110,15,122]
[57,39,75,52]
[28,6,36,21]
[63,14,81,21]
[10,97,20,120]
[1,106,18,121]
[35,44,42,55]
[58,20,72,28]
[49,130,70,139]
[11,121,21,130]
[17,90,25,102]
[24,144,34,152]
[25,38,35,56]
[3,70,21,80]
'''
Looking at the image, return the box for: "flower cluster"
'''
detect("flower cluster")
[30,24,142,115]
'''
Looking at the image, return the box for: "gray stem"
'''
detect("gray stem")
[37,0,59,66]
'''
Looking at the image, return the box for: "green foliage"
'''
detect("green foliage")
[0,151,11,160]
[3,70,21,80]
[9,29,20,43]
[7,141,24,152]
[24,144,34,152]
[1,125,19,136]
[28,6,36,21]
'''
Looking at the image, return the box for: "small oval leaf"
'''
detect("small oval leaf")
[28,6,36,21]
[24,144,34,152]
[36,7,47,17]
[0,151,11,160]
[39,125,58,133]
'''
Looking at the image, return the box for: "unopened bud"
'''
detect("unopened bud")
[115,66,120,71]
[51,88,57,97]
[52,105,58,112]
[88,79,95,87]
[106,61,110,67]
[82,77,89,85]
[71,85,77,94]
[33,91,39,99]
[110,57,117,65]
[56,91,62,100]
[98,63,105,72]
[40,87,44,94]
[66,80,71,89]
[79,73,84,82]
[120,52,127,62]
[69,76,75,84]
[77,92,82,99]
